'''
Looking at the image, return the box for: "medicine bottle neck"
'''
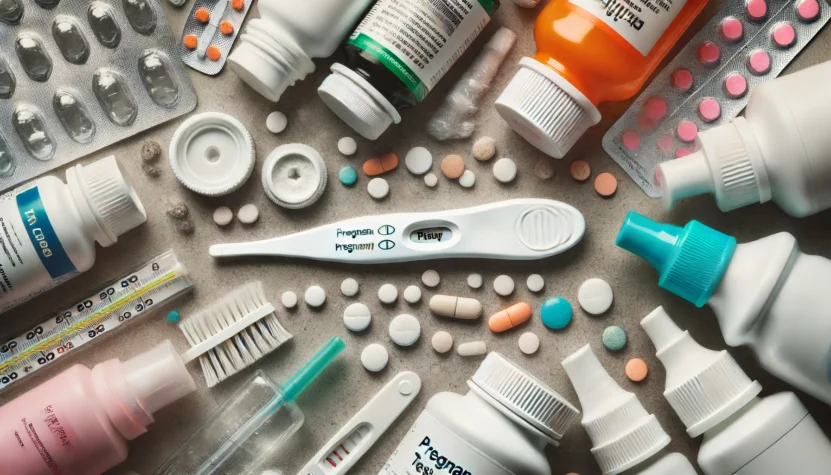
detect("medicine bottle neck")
[701,397,761,443]
[463,390,552,451]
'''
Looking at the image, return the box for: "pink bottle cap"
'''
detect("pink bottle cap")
[720,17,744,42]
[622,130,641,150]
[747,50,771,75]
[746,0,768,20]
[697,41,721,65]
[772,23,796,47]
[698,98,721,122]
[724,73,748,98]
[656,135,674,151]
[671,69,694,91]
[797,0,820,21]
[676,120,698,143]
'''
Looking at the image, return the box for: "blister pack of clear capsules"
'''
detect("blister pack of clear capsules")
[603,0,831,197]
[0,0,197,190]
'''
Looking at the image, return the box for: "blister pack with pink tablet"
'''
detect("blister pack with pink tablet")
[603,0,831,196]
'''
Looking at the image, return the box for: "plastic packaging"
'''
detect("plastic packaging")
[562,345,697,475]
[0,340,196,475]
[0,156,146,314]
[603,0,831,196]
[641,307,831,475]
[494,0,709,158]
[616,211,831,405]
[0,0,197,190]
[227,0,373,101]
[658,60,831,216]
[379,352,580,475]
[179,0,254,75]
[318,0,499,140]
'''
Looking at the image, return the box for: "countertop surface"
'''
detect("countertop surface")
[2,1,831,474]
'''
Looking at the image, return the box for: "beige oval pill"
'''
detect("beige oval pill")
[429,295,483,319]
[457,341,487,356]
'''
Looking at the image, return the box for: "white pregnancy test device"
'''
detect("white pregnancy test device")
[210,199,585,263]
[297,371,421,475]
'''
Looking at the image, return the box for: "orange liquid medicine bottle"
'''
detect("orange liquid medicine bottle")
[495,0,709,158]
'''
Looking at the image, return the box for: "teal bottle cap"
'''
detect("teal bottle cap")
[615,211,737,307]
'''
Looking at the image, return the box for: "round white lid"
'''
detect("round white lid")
[169,112,255,197]
[262,144,328,209]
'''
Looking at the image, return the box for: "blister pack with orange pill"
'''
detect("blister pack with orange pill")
[180,0,252,74]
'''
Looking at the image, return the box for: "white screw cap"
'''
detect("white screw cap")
[318,64,401,140]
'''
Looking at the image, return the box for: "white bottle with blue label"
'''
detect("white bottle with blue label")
[0,156,146,314]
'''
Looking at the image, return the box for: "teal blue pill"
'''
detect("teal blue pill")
[339,166,358,186]
[602,326,627,351]
[540,297,573,330]
[167,310,181,324]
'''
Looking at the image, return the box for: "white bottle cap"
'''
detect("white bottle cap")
[495,57,601,159]
[66,155,147,247]
[641,306,762,437]
[121,340,196,415]
[562,345,670,475]
[318,63,401,140]
[470,352,580,445]
[261,144,328,209]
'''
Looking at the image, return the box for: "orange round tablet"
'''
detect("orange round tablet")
[183,34,198,50]
[219,21,234,35]
[194,7,210,23]
[594,172,618,197]
[441,154,465,179]
[625,358,649,382]
[570,160,591,182]
[206,45,222,61]
[231,0,244,10]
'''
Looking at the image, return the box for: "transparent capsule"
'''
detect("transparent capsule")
[15,34,52,82]
[33,0,58,9]
[0,0,23,25]
[53,90,96,144]
[52,17,90,64]
[138,50,179,108]
[87,3,121,48]
[93,69,138,126]
[0,133,15,177]
[0,56,15,99]
[122,0,156,35]
[13,106,55,161]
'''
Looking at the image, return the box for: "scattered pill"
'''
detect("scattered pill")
[266,111,288,134]
[541,297,573,330]
[797,0,820,21]
[424,172,438,188]
[489,302,532,333]
[213,206,233,226]
[527,274,544,293]
[748,49,771,75]
[493,275,515,296]
[441,154,465,179]
[720,17,744,42]
[230,0,244,9]
[671,68,694,91]
[518,332,540,355]
[194,7,210,22]
[724,73,748,98]
[467,273,483,289]
[281,291,297,309]
[403,285,422,304]
[367,178,390,199]
[457,341,487,357]
[361,344,388,372]
[363,153,399,176]
[422,270,441,288]
[493,158,517,183]
[167,310,181,323]
[594,173,618,197]
[534,159,555,180]
[206,45,222,61]
[626,358,649,382]
[472,136,497,161]
[339,166,358,186]
[343,303,372,332]
[389,314,421,347]
[621,130,640,151]
[697,41,721,64]
[378,284,398,304]
[746,0,767,20]
[237,204,259,224]
[570,160,591,182]
[432,331,454,354]
[219,20,234,35]
[772,22,796,47]
[676,120,698,143]
[602,326,627,351]
[429,295,483,320]
[338,137,357,156]
[459,169,476,188]
[405,147,433,175]
[341,278,359,297]
[698,98,721,122]
[183,34,198,50]
[304,285,326,308]
[578,278,614,315]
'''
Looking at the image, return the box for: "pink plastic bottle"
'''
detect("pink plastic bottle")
[0,340,196,475]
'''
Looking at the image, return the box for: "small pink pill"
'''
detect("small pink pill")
[638,114,657,131]
[656,135,673,151]
[698,98,721,122]
[720,17,744,42]
[622,130,641,151]
[697,41,721,65]
[671,68,694,91]
[675,147,695,158]
[772,23,796,47]
[724,73,748,98]
[747,0,768,20]
[747,49,771,75]
[797,0,820,21]
[677,120,698,143]
[643,96,668,122]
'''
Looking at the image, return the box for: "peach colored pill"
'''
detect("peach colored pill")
[219,21,234,35]
[441,154,465,179]
[570,160,591,182]
[643,96,667,122]
[746,0,767,21]
[656,134,673,151]
[724,73,748,98]
[720,17,744,42]
[231,0,244,10]
[671,68,693,91]
[183,34,198,50]
[697,41,721,65]
[772,23,796,47]
[676,120,698,143]
[488,302,532,333]
[747,49,771,75]
[698,98,721,122]
[625,358,649,382]
[594,173,617,197]
[362,152,399,176]
[797,0,820,21]
[194,7,210,22]
[206,45,222,61]
[621,130,640,151]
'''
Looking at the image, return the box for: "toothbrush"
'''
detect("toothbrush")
[210,199,585,263]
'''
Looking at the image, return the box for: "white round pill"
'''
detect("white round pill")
[493,158,518,183]
[467,273,483,289]
[527,274,544,293]
[237,204,259,224]
[421,269,441,288]
[378,283,398,304]
[518,332,540,355]
[493,275,515,296]
[266,111,287,134]
[431,331,453,354]
[281,291,297,309]
[337,137,357,156]
[472,136,496,161]
[341,278,360,297]
[405,146,433,175]
[368,178,389,199]
[304,285,326,307]
[213,206,233,226]
[578,278,614,315]
[403,285,422,304]
[389,314,421,347]
[343,303,372,332]
[459,169,476,188]
[361,344,389,372]
[424,173,438,188]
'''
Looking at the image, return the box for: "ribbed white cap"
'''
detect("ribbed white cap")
[470,352,580,444]
[562,345,670,475]
[318,64,400,140]
[641,306,762,437]
[495,57,600,159]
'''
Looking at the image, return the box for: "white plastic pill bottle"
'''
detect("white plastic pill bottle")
[0,156,146,314]
[378,352,580,475]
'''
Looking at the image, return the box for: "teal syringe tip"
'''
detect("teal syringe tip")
[281,336,345,402]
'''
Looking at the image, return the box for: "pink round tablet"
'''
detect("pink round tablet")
[747,49,771,75]
[772,23,796,47]
[724,73,748,98]
[643,96,668,122]
[622,130,641,150]
[697,41,721,65]
[797,0,820,21]
[698,98,721,122]
[720,17,744,42]
[656,134,673,151]
[676,120,698,143]
[675,147,695,158]
[746,0,768,20]
[671,68,694,91]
